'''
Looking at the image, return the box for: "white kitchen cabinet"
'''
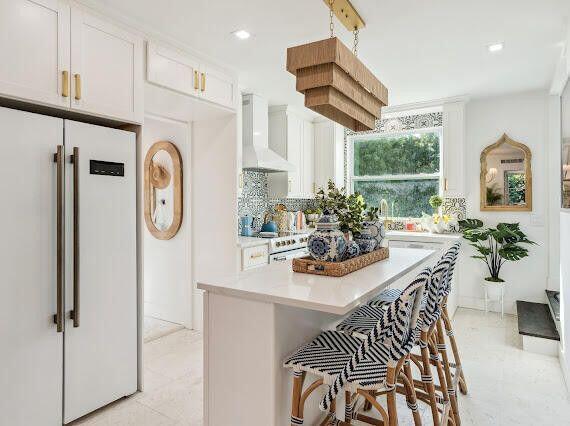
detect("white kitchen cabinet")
[314,118,345,191]
[268,106,315,198]
[241,244,269,271]
[0,0,70,109]
[70,7,143,123]
[0,1,143,123]
[442,101,466,197]
[199,64,236,109]
[147,41,200,96]
[146,41,237,111]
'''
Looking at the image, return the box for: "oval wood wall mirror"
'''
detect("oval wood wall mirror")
[480,134,532,211]
[144,141,183,239]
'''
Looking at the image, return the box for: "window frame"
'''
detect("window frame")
[347,127,444,215]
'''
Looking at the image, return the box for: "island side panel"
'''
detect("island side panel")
[205,291,276,425]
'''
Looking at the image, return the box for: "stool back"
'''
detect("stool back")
[422,250,454,330]
[441,242,461,298]
[319,268,430,411]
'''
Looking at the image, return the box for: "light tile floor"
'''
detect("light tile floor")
[144,316,185,343]
[73,308,570,425]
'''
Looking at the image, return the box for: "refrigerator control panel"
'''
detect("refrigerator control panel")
[90,160,124,177]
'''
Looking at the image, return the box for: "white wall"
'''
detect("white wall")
[192,114,239,331]
[143,115,192,326]
[460,91,550,314]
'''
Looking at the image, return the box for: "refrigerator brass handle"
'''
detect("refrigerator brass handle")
[70,148,80,328]
[194,70,199,90]
[74,74,81,100]
[201,72,206,92]
[62,71,69,97]
[53,146,65,333]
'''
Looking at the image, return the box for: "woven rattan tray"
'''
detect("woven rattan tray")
[292,247,389,277]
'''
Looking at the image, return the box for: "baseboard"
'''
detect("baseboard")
[192,290,204,332]
[560,346,570,394]
[458,295,516,315]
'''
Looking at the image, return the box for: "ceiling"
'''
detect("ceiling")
[83,0,569,109]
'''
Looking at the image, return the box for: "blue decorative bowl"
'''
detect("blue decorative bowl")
[354,237,377,254]
[343,240,361,260]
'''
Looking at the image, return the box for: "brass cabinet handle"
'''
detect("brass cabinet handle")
[288,178,292,193]
[239,172,244,189]
[70,148,80,328]
[444,178,449,191]
[62,71,69,97]
[74,74,81,100]
[53,146,65,333]
[250,253,264,259]
[201,72,206,92]
[194,70,199,90]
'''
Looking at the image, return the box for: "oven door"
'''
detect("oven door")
[269,248,308,263]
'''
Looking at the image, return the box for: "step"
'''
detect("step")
[545,290,560,321]
[516,301,559,357]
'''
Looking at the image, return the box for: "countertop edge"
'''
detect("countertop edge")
[197,249,438,315]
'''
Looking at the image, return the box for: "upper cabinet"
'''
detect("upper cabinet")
[70,8,143,123]
[147,42,237,110]
[314,119,345,190]
[0,0,70,109]
[442,101,466,197]
[0,1,144,123]
[267,106,315,199]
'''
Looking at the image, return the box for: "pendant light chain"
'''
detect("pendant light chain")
[353,28,359,56]
[329,0,335,38]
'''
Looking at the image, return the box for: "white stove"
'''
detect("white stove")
[259,232,311,263]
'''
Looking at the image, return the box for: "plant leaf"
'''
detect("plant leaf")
[459,219,483,230]
[499,244,529,261]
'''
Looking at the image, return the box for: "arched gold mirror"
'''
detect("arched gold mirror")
[144,141,183,239]
[480,134,532,211]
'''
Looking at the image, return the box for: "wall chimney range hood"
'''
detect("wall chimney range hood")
[242,93,295,173]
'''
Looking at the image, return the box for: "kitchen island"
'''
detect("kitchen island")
[198,247,437,426]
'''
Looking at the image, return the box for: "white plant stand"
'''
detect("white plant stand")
[483,281,506,318]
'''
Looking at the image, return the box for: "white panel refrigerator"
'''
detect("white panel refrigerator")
[0,106,137,425]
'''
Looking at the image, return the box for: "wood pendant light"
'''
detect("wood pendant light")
[286,37,388,131]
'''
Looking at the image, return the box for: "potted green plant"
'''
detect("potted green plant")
[315,180,366,238]
[459,219,536,310]
[429,195,443,214]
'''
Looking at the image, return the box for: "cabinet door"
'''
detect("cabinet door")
[0,0,70,108]
[200,65,236,109]
[287,113,303,196]
[147,41,200,96]
[70,8,143,123]
[442,102,465,197]
[302,120,315,197]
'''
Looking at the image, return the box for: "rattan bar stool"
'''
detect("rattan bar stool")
[335,246,460,426]
[283,270,429,426]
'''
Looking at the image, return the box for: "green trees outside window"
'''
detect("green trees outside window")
[351,131,441,217]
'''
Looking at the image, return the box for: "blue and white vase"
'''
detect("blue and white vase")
[354,237,377,254]
[343,240,361,260]
[307,212,347,262]
[361,220,386,248]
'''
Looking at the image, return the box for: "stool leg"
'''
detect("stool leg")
[386,366,399,426]
[291,371,306,425]
[436,319,461,426]
[344,391,353,424]
[402,357,422,426]
[420,331,440,426]
[428,334,451,426]
[442,304,468,395]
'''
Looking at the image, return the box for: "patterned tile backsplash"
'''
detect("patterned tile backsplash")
[238,171,318,233]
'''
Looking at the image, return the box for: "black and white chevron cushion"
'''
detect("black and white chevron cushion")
[336,246,458,337]
[284,269,429,412]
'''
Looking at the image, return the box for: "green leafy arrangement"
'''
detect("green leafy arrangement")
[316,180,366,235]
[304,207,322,215]
[459,219,536,282]
[364,206,380,222]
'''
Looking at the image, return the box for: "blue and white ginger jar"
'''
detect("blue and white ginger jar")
[307,212,347,262]
[360,220,386,248]
[343,240,361,260]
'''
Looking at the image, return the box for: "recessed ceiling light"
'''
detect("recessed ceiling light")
[487,42,504,53]
[233,30,251,40]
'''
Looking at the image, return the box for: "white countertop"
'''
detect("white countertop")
[386,231,462,243]
[198,247,437,315]
[237,236,270,248]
